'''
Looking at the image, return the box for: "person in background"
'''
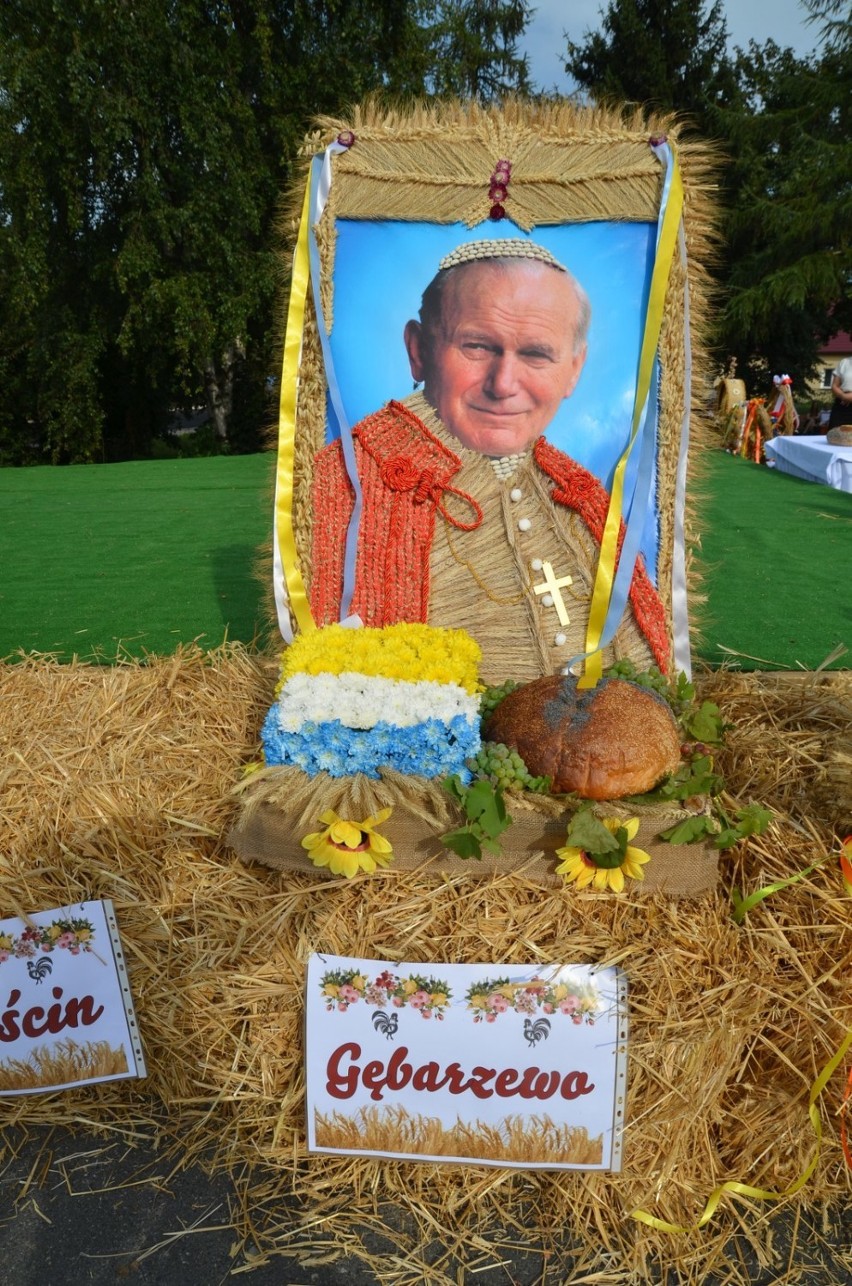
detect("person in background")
[827,356,852,444]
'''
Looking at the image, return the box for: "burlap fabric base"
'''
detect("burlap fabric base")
[229,793,718,895]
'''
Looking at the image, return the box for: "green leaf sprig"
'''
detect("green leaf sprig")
[440,776,511,860]
[659,801,773,848]
[562,807,629,869]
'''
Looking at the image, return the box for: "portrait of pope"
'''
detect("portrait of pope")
[309,240,669,685]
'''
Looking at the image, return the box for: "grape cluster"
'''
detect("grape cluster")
[478,679,519,721]
[604,657,699,723]
[469,741,550,794]
[604,658,672,701]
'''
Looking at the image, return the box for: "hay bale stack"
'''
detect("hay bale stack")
[1,648,850,1281]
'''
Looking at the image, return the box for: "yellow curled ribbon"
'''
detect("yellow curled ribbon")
[630,1028,852,1233]
[579,152,684,689]
[274,174,316,636]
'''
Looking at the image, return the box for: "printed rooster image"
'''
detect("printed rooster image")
[523,1017,551,1048]
[371,1010,399,1041]
[27,956,53,984]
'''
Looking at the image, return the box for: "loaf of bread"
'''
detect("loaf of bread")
[483,675,682,800]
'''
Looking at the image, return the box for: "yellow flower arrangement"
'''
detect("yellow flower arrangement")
[278,623,482,694]
[301,808,394,878]
[555,817,651,893]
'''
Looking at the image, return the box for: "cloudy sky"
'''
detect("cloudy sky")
[523,0,823,94]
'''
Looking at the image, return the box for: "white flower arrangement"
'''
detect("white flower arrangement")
[273,672,480,733]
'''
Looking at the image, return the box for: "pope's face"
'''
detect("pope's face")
[405,261,587,456]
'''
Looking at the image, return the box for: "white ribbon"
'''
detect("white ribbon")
[671,222,693,679]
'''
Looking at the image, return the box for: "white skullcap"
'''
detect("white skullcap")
[438,240,566,273]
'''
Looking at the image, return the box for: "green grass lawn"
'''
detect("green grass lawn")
[1,449,848,669]
[694,451,849,670]
[0,454,271,659]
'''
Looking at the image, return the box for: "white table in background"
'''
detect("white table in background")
[764,435,852,493]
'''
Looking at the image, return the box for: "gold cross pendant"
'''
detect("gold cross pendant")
[533,561,573,627]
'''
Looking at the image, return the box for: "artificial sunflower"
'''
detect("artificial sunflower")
[301,807,394,878]
[555,816,651,893]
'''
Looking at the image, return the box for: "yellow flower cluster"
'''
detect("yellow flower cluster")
[279,623,482,694]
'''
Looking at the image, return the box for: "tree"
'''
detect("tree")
[0,0,533,465]
[711,13,851,384]
[424,0,532,98]
[562,0,851,389]
[564,0,735,132]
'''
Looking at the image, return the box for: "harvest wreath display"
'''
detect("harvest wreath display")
[229,100,765,894]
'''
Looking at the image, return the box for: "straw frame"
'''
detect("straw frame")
[281,98,719,656]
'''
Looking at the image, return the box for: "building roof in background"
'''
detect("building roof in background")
[821,332,852,355]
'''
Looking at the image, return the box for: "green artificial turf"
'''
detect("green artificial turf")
[1,449,848,670]
[692,451,849,671]
[0,455,271,660]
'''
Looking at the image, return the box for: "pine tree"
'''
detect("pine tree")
[563,0,851,387]
[564,0,735,130]
[712,20,851,384]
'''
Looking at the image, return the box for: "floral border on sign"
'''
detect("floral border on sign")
[466,974,600,1024]
[0,917,96,962]
[319,968,452,1020]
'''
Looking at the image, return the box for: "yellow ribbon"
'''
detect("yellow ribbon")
[630,1028,852,1233]
[275,174,316,635]
[579,154,684,689]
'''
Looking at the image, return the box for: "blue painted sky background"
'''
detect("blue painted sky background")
[329,221,654,477]
[327,218,661,574]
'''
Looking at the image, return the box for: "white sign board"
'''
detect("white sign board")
[0,899,145,1094]
[306,955,627,1170]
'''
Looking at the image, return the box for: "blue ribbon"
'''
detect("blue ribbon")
[563,140,676,674]
[597,360,660,647]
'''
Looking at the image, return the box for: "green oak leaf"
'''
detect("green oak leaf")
[563,808,620,856]
[714,803,773,848]
[734,803,773,835]
[442,775,466,804]
[440,828,483,860]
[684,701,725,745]
[460,779,509,839]
[658,815,718,844]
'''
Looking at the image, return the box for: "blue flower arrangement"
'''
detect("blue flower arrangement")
[262,710,477,782]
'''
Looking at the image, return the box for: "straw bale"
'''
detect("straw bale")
[0,649,850,1283]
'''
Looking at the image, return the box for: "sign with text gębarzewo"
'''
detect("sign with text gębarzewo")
[0,900,145,1094]
[306,955,627,1170]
